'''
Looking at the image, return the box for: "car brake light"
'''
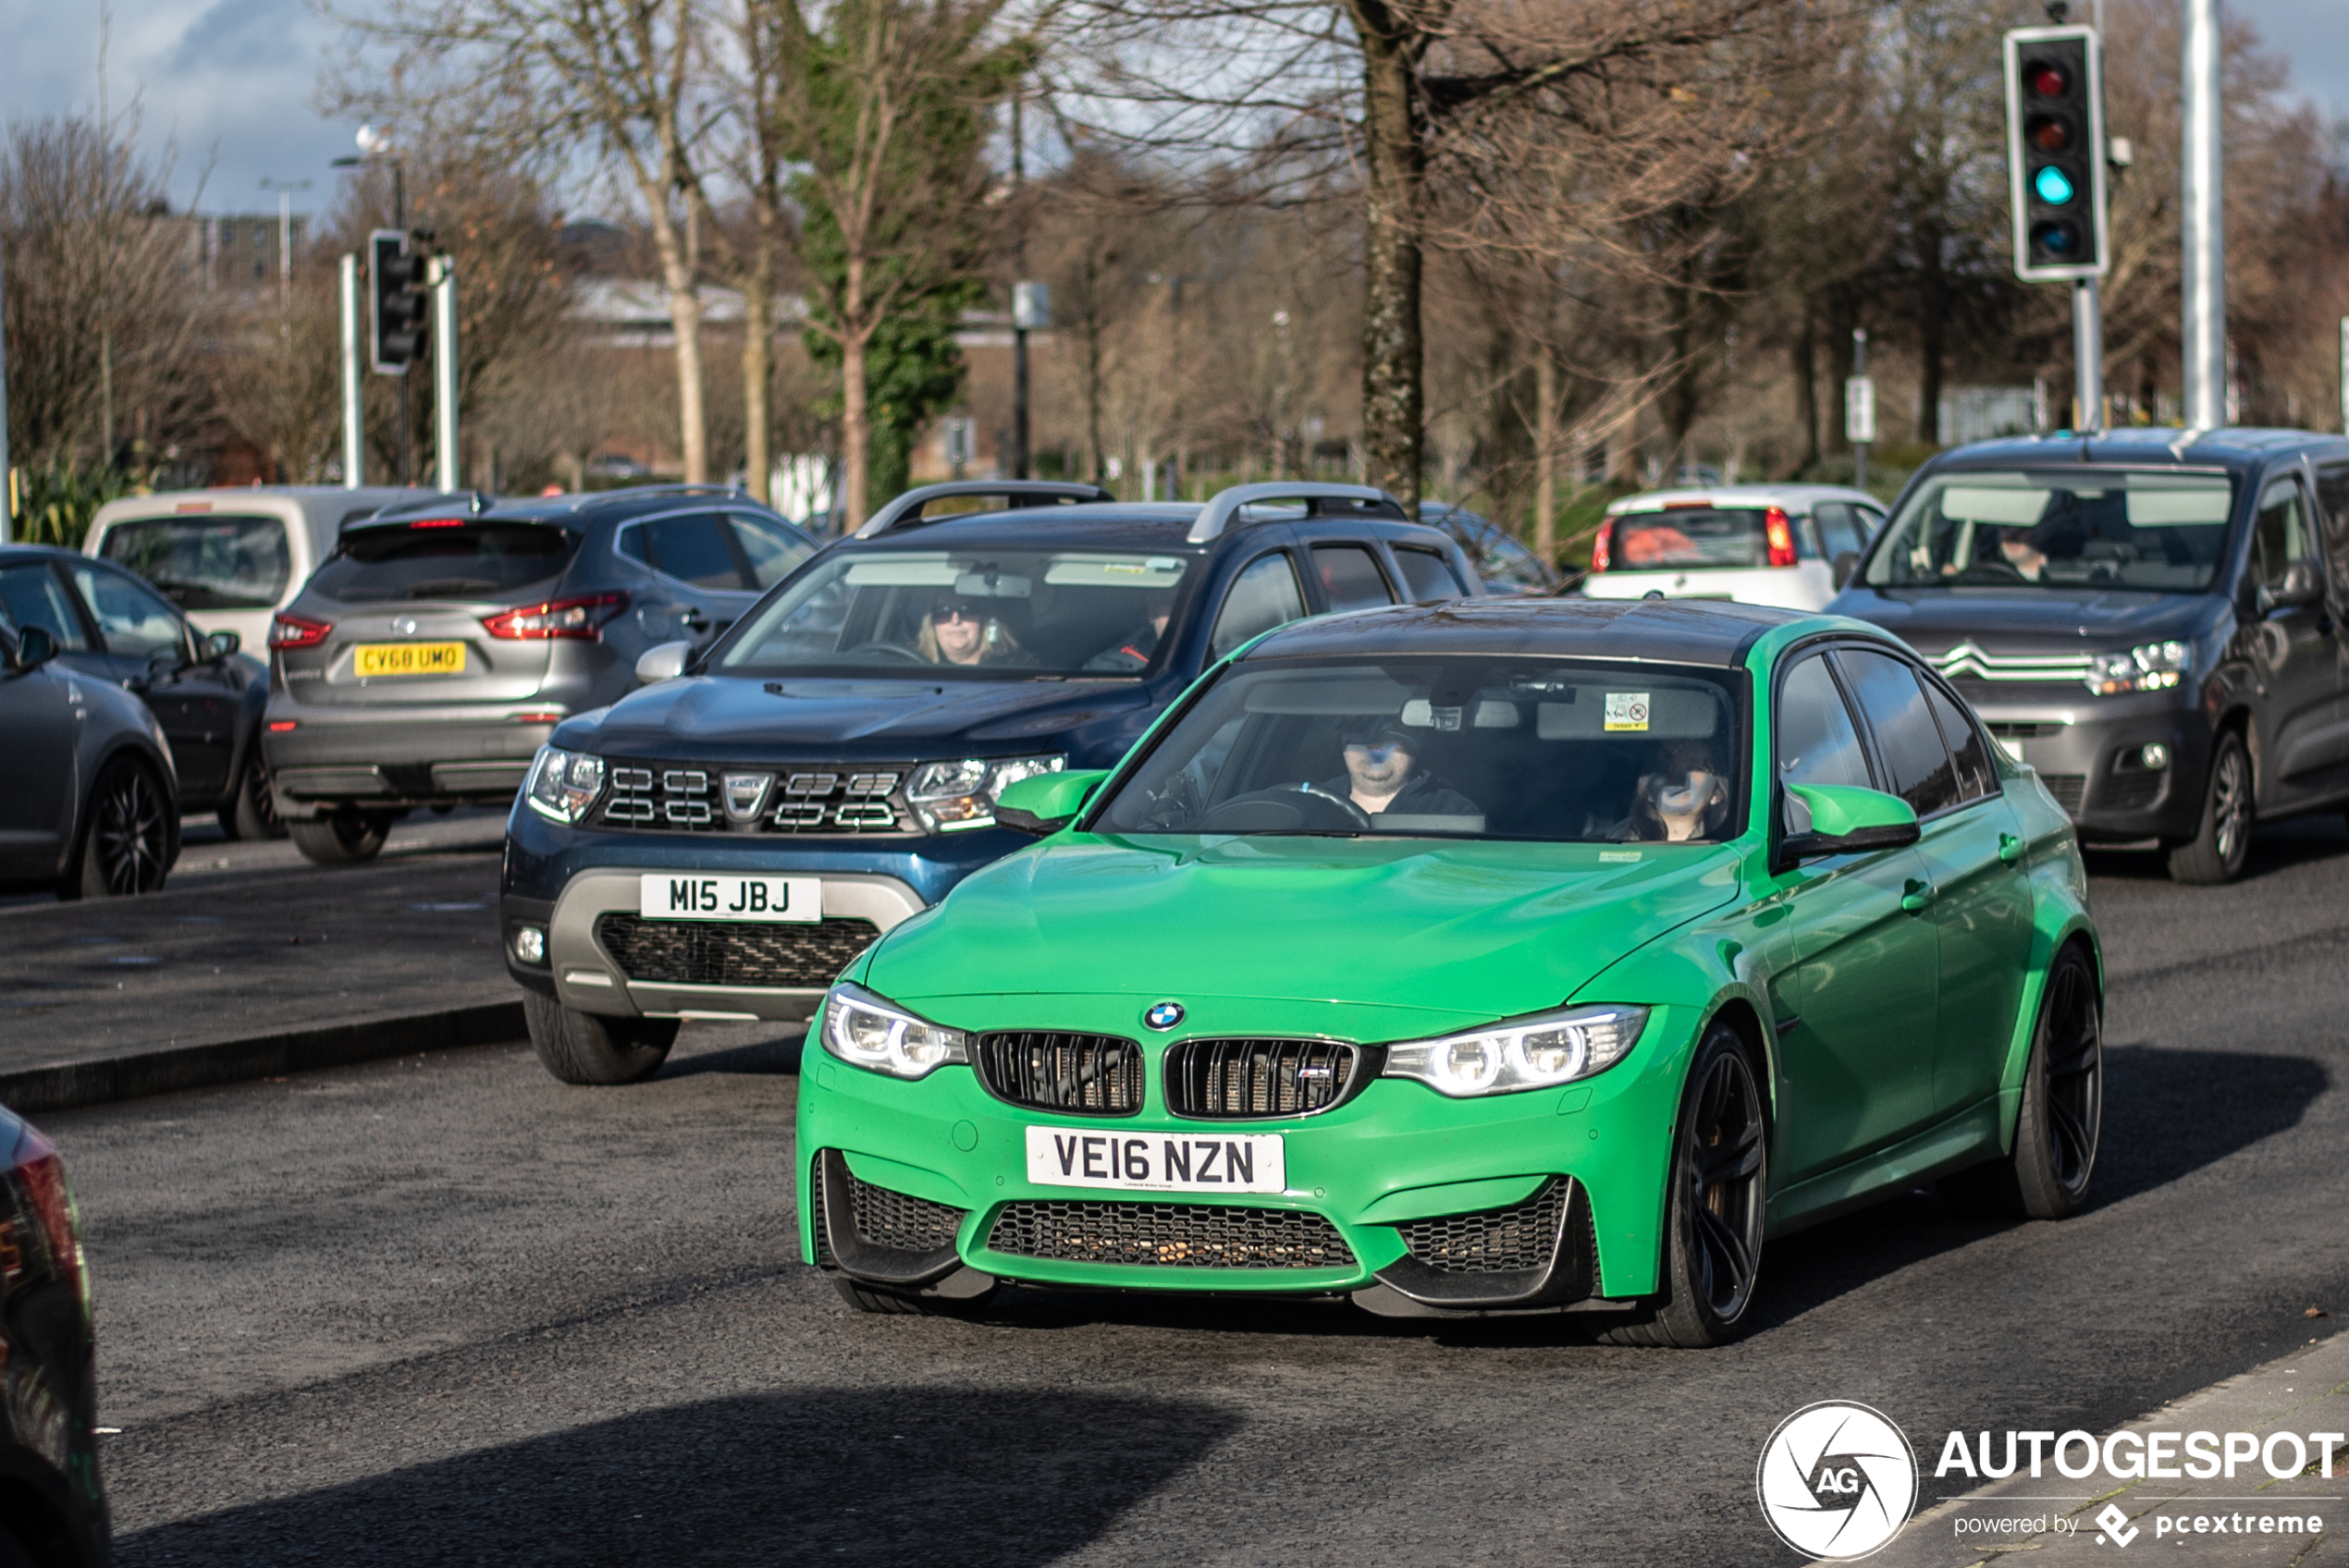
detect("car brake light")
[269,612,332,650]
[1765,508,1799,569]
[8,1123,87,1312]
[1591,521,1615,573]
[268,720,298,732]
[409,518,469,529]
[482,592,630,641]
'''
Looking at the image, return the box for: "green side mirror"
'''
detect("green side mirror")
[996,768,1112,836]
[1777,782,1921,868]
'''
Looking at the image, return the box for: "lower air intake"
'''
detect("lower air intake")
[1393,1181,1568,1275]
[594,913,879,987]
[848,1170,965,1254]
[987,1200,1356,1270]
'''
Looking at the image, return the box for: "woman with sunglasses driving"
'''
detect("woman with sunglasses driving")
[916,595,1027,667]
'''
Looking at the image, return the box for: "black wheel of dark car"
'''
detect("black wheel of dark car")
[523,990,679,1084]
[1940,944,2102,1221]
[63,756,174,900]
[831,1275,998,1317]
[2167,729,2251,884]
[223,748,287,841]
[0,1524,36,1568]
[289,808,393,864]
[1596,1023,1766,1349]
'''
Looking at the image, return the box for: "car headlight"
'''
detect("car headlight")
[819,982,970,1080]
[905,754,1064,832]
[523,745,607,823]
[2088,641,2188,695]
[1382,1005,1648,1097]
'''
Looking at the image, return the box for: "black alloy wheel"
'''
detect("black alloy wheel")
[2168,729,2251,884]
[289,808,393,864]
[1598,1023,1767,1348]
[224,749,286,840]
[1941,944,2102,1221]
[69,758,173,899]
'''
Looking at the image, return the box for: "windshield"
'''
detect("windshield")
[717,546,1202,679]
[1093,655,1748,842]
[310,522,581,604]
[1864,470,2236,593]
[100,514,290,609]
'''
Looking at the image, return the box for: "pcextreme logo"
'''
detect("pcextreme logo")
[1757,1402,1921,1561]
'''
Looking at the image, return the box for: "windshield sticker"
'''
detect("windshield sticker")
[1600,850,1643,864]
[1605,692,1651,731]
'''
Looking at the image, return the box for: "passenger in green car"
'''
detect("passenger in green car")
[1604,740,1732,842]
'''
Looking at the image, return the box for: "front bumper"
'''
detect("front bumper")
[264,703,558,815]
[1958,682,2208,841]
[795,997,1697,1309]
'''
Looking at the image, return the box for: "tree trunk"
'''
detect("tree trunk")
[1533,346,1556,565]
[646,212,708,484]
[1913,219,1946,445]
[1791,302,1819,477]
[838,249,871,529]
[742,242,774,504]
[1350,10,1425,506]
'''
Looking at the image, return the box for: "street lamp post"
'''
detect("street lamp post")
[258,178,311,314]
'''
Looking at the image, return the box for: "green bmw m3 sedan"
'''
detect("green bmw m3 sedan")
[795,597,2103,1344]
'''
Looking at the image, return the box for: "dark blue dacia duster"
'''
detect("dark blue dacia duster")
[501,481,1485,1082]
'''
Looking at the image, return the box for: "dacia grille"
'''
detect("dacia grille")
[591,761,917,836]
[594,913,881,987]
[987,1200,1356,1270]
[976,1032,1146,1116]
[1163,1038,1371,1120]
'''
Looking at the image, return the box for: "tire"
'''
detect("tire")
[831,1275,999,1317]
[60,756,174,900]
[2167,729,2251,884]
[289,808,393,864]
[1596,1023,1767,1348]
[1940,944,2102,1221]
[523,989,679,1084]
[221,749,287,841]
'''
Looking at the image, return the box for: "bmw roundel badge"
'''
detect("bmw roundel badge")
[1144,1001,1186,1032]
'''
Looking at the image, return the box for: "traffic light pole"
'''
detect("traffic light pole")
[340,254,364,488]
[2073,276,2104,432]
[430,256,460,493]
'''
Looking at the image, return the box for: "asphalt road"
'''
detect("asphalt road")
[35,822,2349,1566]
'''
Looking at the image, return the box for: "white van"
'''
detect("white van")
[83,487,424,656]
[1580,484,1888,611]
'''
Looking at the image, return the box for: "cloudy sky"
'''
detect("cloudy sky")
[5,0,2346,222]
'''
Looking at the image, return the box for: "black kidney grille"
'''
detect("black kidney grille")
[595,913,879,987]
[1165,1038,1367,1119]
[977,1032,1145,1115]
[987,1200,1356,1269]
[848,1169,965,1254]
[1393,1181,1567,1275]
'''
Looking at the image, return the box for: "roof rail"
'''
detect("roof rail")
[358,490,499,524]
[854,480,1116,539]
[1187,481,1408,545]
[577,482,745,508]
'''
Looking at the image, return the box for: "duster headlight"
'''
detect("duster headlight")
[819,982,970,1080]
[523,745,606,823]
[1382,1005,1649,1097]
[905,754,1064,832]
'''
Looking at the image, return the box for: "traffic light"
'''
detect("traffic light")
[2003,26,2109,281]
[369,229,430,374]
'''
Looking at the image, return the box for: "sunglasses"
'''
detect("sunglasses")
[931,603,981,623]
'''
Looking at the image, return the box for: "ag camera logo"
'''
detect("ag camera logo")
[1757,1402,1920,1561]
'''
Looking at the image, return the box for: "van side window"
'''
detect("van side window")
[1211,553,1307,657]
[1311,545,1394,612]
[2253,479,2318,593]
[2313,464,2349,591]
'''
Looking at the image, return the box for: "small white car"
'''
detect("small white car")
[1580,484,1887,611]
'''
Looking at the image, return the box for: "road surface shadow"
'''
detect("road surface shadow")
[2084,813,2349,884]
[117,1387,1236,1567]
[657,1023,808,1080]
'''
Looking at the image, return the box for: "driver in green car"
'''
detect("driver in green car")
[1328,721,1481,818]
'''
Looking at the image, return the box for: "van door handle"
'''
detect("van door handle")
[1900,878,1936,913]
[1998,832,2023,864]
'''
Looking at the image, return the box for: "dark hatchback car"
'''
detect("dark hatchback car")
[0,1107,108,1567]
[2,546,272,839]
[1829,427,2349,882]
[264,486,818,864]
[500,480,1483,1083]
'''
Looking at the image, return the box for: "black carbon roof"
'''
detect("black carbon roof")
[1243,596,1814,668]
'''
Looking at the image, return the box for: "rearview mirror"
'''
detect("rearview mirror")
[996,769,1112,835]
[635,640,693,685]
[206,629,241,659]
[1774,782,1920,870]
[10,625,57,670]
